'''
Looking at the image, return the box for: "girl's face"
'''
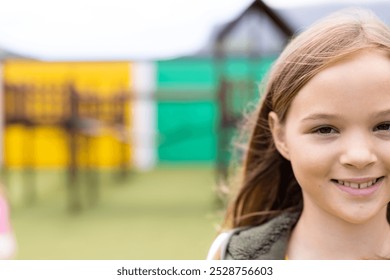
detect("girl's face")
[271,50,390,224]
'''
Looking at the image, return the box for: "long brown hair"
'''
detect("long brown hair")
[223,8,390,229]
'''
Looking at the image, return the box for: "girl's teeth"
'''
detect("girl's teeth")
[350,182,358,189]
[336,179,378,189]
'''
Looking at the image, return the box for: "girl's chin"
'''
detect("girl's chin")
[328,208,387,225]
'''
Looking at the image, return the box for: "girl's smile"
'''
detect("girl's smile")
[331,176,384,196]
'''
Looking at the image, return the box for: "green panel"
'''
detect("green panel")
[157,58,217,92]
[157,101,217,162]
[156,57,275,162]
[223,56,275,80]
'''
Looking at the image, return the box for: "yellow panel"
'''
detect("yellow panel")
[4,61,133,168]
[4,125,26,168]
[34,126,69,166]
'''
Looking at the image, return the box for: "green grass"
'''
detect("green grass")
[4,165,224,259]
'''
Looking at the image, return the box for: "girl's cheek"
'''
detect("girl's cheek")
[289,144,336,176]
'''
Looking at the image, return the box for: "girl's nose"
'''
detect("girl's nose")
[339,136,377,169]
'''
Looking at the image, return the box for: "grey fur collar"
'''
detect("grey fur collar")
[227,211,300,260]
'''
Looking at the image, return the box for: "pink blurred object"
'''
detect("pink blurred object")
[0,196,11,233]
[0,195,17,259]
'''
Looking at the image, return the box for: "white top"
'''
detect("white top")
[206,229,242,260]
[0,233,17,260]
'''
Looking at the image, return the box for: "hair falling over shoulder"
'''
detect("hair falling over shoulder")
[222,8,390,229]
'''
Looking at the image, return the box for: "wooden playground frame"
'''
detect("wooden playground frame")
[3,82,131,212]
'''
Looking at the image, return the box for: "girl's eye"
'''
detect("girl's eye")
[375,123,390,131]
[313,126,337,135]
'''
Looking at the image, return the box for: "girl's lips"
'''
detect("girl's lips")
[332,176,384,196]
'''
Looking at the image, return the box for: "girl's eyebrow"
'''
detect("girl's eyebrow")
[301,113,341,122]
[301,109,390,122]
[373,109,390,118]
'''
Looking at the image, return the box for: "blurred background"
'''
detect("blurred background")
[0,0,389,259]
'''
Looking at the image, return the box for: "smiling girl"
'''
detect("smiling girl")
[208,8,390,260]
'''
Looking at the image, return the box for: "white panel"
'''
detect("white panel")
[131,62,157,171]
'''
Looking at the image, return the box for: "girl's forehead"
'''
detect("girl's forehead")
[285,50,390,121]
[299,50,390,94]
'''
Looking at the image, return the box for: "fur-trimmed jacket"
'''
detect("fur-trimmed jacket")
[207,212,300,260]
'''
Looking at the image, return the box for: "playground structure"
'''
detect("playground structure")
[1,59,286,211]
[3,82,130,212]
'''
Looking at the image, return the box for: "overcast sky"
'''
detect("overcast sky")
[265,0,384,8]
[0,0,388,60]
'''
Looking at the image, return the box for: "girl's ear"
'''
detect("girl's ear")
[268,111,290,160]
